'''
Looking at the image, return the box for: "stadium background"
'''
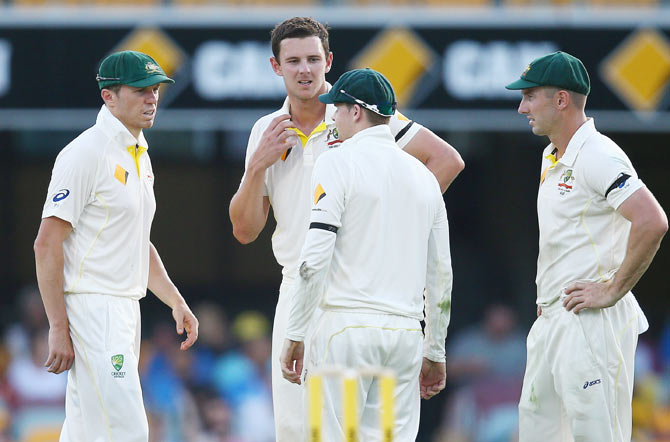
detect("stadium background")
[0,3,669,441]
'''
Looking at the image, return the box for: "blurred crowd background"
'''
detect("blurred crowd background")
[1,1,669,441]
[1,289,669,441]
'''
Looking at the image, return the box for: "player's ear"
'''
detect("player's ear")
[101,89,114,106]
[325,52,333,74]
[353,104,363,122]
[270,57,282,77]
[556,90,570,111]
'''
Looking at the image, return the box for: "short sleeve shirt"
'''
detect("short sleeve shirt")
[42,105,156,299]
[242,92,422,279]
[535,118,644,305]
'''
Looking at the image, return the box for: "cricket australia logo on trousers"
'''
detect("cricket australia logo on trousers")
[111,354,126,378]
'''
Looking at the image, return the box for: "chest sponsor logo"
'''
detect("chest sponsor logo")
[114,165,129,185]
[52,189,70,202]
[583,378,601,389]
[111,354,126,378]
[557,169,575,195]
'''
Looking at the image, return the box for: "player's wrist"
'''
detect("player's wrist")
[602,278,626,306]
[285,333,305,342]
[171,297,188,311]
[422,351,446,364]
[49,320,70,332]
[248,152,273,175]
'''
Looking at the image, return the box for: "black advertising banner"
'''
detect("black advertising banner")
[1,12,669,130]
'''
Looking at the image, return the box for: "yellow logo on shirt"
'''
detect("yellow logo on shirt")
[114,165,129,185]
[397,112,410,122]
[314,183,326,205]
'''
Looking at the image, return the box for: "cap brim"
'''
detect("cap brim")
[505,78,541,90]
[126,74,175,88]
[318,92,335,104]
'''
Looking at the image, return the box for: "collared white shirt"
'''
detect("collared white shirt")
[536,118,645,306]
[241,91,422,280]
[42,105,156,299]
[286,125,452,362]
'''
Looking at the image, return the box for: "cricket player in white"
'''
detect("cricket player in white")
[229,17,464,441]
[506,51,667,441]
[279,68,452,441]
[34,51,199,442]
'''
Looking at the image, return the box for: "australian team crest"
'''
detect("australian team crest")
[111,354,126,378]
[145,62,161,74]
[327,128,342,147]
[558,169,575,195]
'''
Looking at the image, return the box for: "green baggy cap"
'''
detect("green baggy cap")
[319,68,397,116]
[97,50,174,90]
[505,51,590,96]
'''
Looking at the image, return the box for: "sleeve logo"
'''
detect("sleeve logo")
[314,183,326,205]
[52,189,70,202]
[605,173,631,197]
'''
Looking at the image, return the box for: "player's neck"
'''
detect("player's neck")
[549,114,588,159]
[288,96,326,135]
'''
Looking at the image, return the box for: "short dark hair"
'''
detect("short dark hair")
[271,17,329,62]
[544,86,587,110]
[342,103,391,126]
[104,84,123,95]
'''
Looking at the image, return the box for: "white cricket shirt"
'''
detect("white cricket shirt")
[286,124,452,362]
[42,105,156,299]
[242,91,422,280]
[536,118,645,306]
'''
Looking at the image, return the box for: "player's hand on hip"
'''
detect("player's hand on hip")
[280,338,304,385]
[419,358,446,400]
[250,114,299,170]
[563,280,619,314]
[172,301,199,351]
[45,326,74,374]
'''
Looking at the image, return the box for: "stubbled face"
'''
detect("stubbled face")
[518,87,558,137]
[333,103,355,141]
[106,84,160,138]
[271,36,332,102]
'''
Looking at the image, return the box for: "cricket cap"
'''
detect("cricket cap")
[319,68,397,116]
[505,51,590,96]
[96,50,174,90]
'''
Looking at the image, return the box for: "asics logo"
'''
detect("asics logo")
[583,379,601,389]
[53,189,70,202]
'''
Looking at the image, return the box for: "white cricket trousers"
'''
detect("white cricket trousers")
[307,310,424,442]
[518,293,647,442]
[271,278,307,441]
[60,294,148,442]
